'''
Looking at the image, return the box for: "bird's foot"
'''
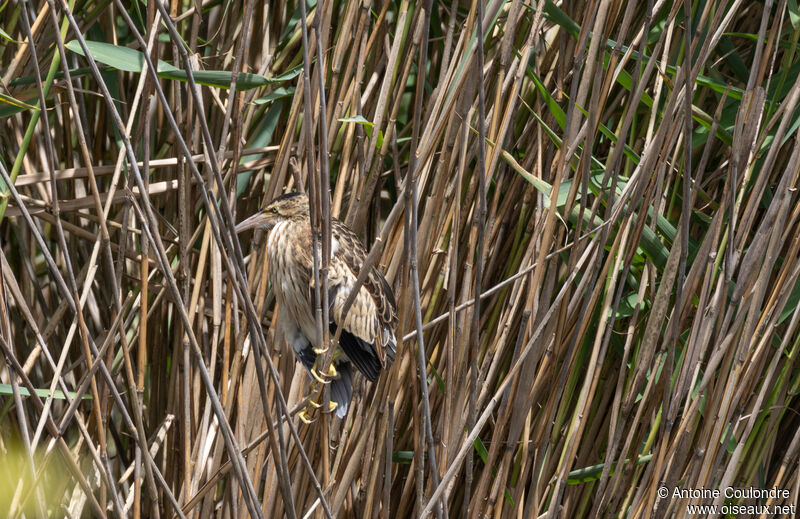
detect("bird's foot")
[298,407,316,424]
[298,397,322,424]
[298,399,337,423]
[312,346,328,355]
[310,363,338,383]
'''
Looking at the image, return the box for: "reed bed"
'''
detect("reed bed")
[1,0,799,517]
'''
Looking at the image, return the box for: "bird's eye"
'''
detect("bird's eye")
[270,207,278,214]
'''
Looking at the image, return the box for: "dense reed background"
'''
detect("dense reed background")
[1,0,800,517]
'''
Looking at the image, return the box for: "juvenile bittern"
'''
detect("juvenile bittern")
[236,193,397,420]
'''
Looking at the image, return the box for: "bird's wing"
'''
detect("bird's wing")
[328,219,397,379]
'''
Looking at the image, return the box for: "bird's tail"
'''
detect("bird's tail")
[329,360,353,418]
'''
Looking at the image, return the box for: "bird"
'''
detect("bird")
[235,192,397,421]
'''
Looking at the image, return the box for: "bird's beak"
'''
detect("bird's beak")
[235,210,270,233]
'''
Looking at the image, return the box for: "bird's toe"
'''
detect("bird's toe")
[311,361,338,383]
[298,408,316,424]
[323,401,338,414]
[311,366,331,384]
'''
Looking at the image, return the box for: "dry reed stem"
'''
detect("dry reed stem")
[2,1,800,518]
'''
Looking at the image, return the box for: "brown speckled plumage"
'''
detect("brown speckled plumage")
[236,192,397,417]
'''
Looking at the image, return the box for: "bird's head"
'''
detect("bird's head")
[235,192,309,233]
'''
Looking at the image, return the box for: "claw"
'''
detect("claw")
[322,401,338,414]
[298,408,316,424]
[313,346,329,355]
[311,366,331,384]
